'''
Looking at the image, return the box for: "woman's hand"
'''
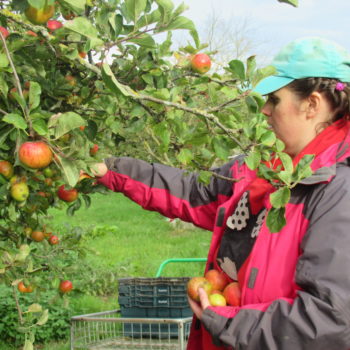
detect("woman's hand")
[90,163,108,177]
[188,287,211,320]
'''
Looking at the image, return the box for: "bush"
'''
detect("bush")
[0,285,72,346]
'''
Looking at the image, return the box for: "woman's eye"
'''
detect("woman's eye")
[267,95,278,105]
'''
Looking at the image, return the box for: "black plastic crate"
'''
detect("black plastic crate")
[118,277,192,336]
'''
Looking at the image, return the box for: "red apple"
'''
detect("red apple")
[187,277,212,302]
[209,293,227,306]
[26,30,38,37]
[90,144,99,156]
[47,20,63,32]
[204,269,230,291]
[0,160,14,179]
[0,26,9,39]
[48,235,59,245]
[191,53,211,74]
[223,282,241,306]
[19,141,53,169]
[59,280,73,293]
[57,185,78,202]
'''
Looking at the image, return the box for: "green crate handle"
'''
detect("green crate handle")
[155,258,207,278]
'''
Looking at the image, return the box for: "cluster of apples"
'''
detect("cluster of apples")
[187,269,241,307]
[0,141,79,205]
[17,279,73,294]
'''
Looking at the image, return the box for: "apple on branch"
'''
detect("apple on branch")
[191,53,211,74]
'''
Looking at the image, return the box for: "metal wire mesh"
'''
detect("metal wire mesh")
[70,309,192,350]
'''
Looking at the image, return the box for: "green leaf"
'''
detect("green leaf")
[124,0,147,22]
[0,76,8,97]
[270,187,290,208]
[36,309,49,326]
[32,118,48,136]
[49,112,86,139]
[198,170,212,184]
[155,0,174,23]
[136,10,161,28]
[27,303,42,313]
[245,150,261,170]
[266,207,286,233]
[162,16,197,33]
[176,148,193,165]
[212,137,230,160]
[60,0,86,12]
[28,81,41,111]
[129,33,156,48]
[64,17,103,49]
[0,53,9,68]
[227,59,245,80]
[57,157,79,187]
[278,152,293,173]
[276,170,292,186]
[153,122,170,149]
[28,0,54,8]
[101,63,134,97]
[3,113,27,130]
[278,0,298,7]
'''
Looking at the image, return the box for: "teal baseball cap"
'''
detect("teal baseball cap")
[254,37,350,95]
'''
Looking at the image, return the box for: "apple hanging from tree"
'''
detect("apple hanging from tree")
[90,144,99,156]
[59,280,73,293]
[48,235,59,245]
[30,231,45,242]
[11,182,29,202]
[19,141,53,169]
[0,160,14,179]
[0,26,9,39]
[191,53,211,74]
[57,185,78,202]
[47,20,63,32]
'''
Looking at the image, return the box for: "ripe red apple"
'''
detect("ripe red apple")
[0,26,9,39]
[47,20,63,32]
[0,160,14,179]
[209,293,227,306]
[48,235,59,245]
[191,53,211,74]
[17,281,33,293]
[25,5,55,25]
[59,280,73,293]
[11,182,29,202]
[90,144,99,156]
[57,185,78,202]
[223,282,241,306]
[19,141,53,169]
[187,277,212,302]
[79,51,87,59]
[204,269,230,291]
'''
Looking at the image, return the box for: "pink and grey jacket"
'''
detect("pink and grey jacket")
[98,126,350,350]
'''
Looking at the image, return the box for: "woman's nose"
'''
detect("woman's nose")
[261,103,270,117]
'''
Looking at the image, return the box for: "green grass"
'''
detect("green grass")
[48,191,211,277]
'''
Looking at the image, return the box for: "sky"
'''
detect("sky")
[170,0,350,65]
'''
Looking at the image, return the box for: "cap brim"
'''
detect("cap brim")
[253,76,294,95]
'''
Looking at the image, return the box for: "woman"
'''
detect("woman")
[94,37,350,349]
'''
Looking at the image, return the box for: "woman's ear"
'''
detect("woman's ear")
[305,92,323,119]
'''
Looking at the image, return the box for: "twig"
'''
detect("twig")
[0,30,34,136]
[135,93,246,151]
[12,285,24,325]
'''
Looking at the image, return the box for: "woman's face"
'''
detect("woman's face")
[261,87,316,157]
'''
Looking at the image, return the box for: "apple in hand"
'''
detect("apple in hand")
[204,269,230,291]
[209,292,227,306]
[223,282,241,306]
[191,53,211,74]
[187,277,212,302]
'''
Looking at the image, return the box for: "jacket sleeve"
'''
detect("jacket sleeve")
[97,157,235,231]
[201,165,350,350]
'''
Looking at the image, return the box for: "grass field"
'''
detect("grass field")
[0,191,212,349]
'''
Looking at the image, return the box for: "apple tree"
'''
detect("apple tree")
[0,0,303,347]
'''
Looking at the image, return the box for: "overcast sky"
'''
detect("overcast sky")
[170,0,350,65]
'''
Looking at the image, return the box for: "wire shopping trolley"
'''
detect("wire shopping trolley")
[70,258,206,350]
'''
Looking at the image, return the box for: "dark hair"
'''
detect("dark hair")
[287,78,350,122]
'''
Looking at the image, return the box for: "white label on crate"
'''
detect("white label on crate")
[158,300,169,304]
[158,289,167,293]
